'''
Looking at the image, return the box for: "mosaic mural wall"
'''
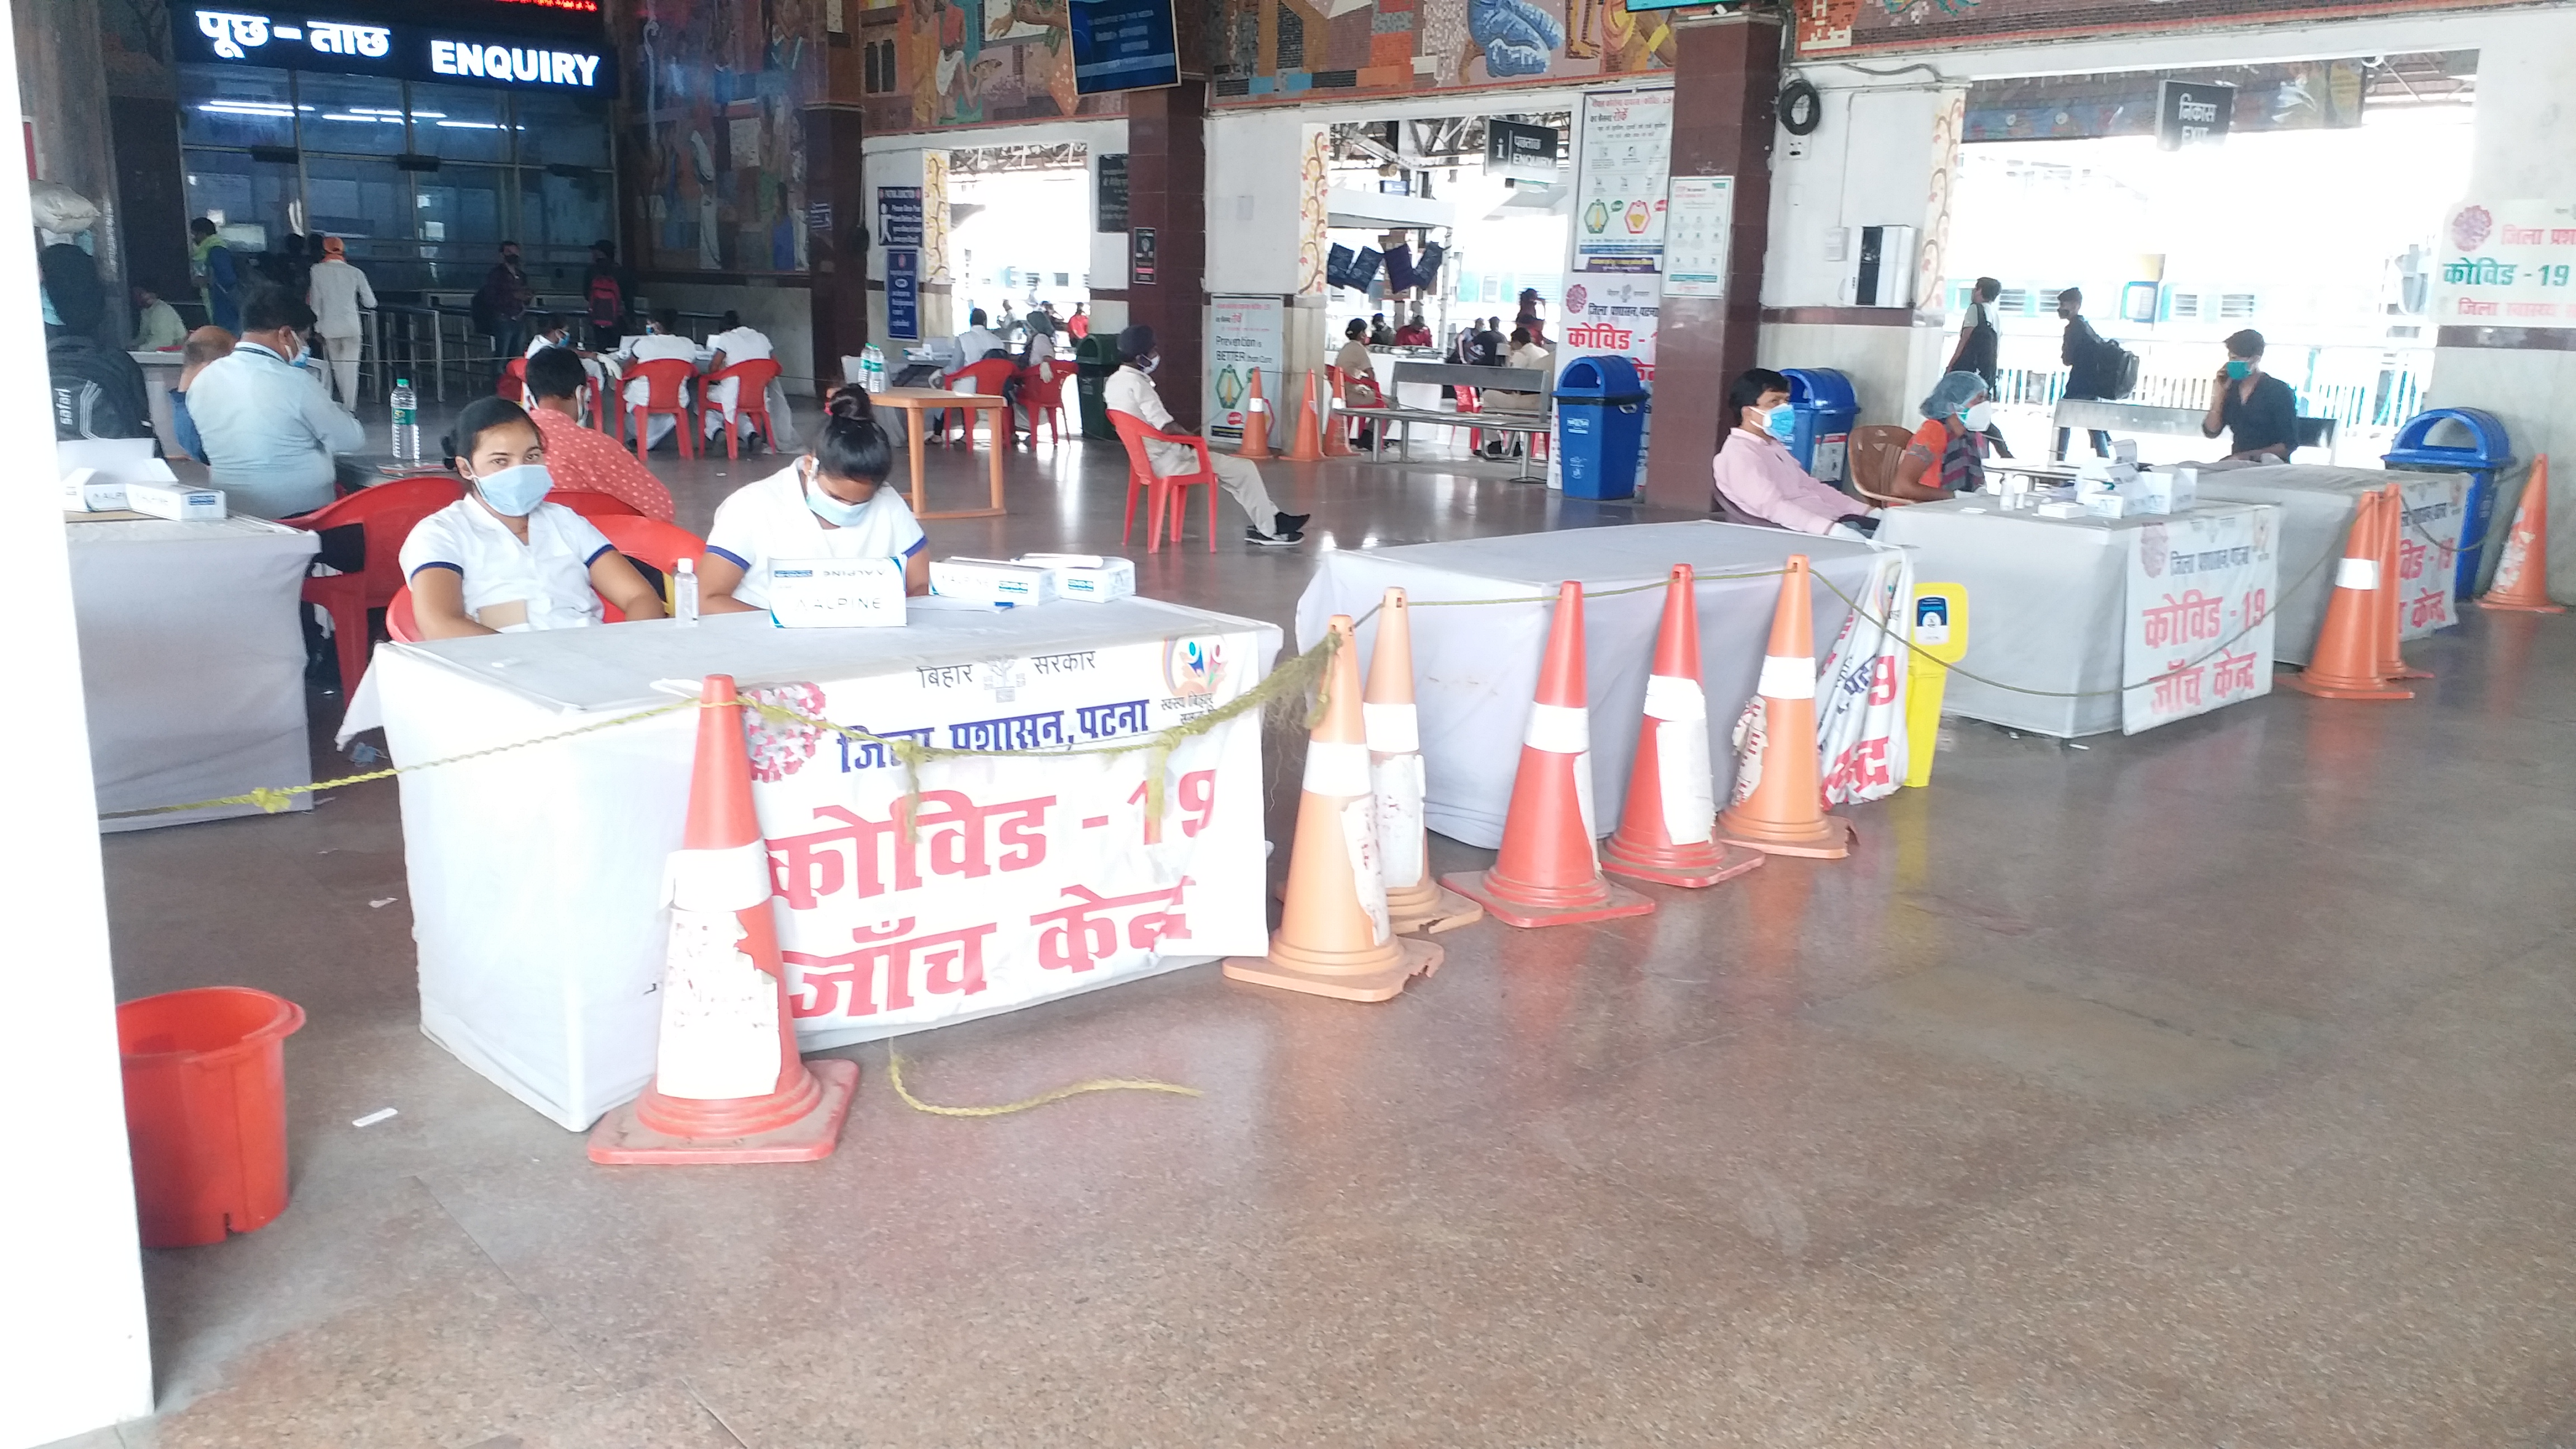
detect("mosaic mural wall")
[1213,0,1671,103]
[854,0,1126,134]
[628,0,825,273]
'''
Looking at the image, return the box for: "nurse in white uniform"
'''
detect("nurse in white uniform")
[399,397,666,638]
[699,387,931,612]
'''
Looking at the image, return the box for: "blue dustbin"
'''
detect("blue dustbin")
[1779,368,1859,486]
[1553,355,1648,499]
[2384,408,2512,598]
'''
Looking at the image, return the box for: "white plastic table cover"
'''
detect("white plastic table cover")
[351,600,1281,1130]
[1874,499,2275,738]
[1292,521,1884,849]
[2196,464,2466,664]
[67,515,319,831]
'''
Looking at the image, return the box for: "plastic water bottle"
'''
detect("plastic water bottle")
[390,377,419,462]
[673,557,699,627]
[860,344,886,394]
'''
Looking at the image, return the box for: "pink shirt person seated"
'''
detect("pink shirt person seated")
[1709,368,1879,539]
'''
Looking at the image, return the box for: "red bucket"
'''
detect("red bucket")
[116,987,306,1248]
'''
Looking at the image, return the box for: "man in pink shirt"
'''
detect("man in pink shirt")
[1710,368,1878,538]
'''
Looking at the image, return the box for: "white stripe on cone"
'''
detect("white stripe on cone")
[654,903,782,1102]
[1656,718,1716,845]
[1756,655,1816,700]
[1525,701,1590,754]
[665,840,771,912]
[2337,557,2380,590]
[1304,739,1372,798]
[1363,701,1421,755]
[1373,753,1427,889]
[1338,799,1392,944]
[1643,673,1706,722]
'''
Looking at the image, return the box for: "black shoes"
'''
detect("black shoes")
[1246,527,1301,547]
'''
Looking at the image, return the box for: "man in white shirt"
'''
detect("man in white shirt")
[304,236,376,409]
[1103,325,1306,547]
[187,288,364,517]
[614,307,702,451]
[945,308,1009,380]
[702,309,776,443]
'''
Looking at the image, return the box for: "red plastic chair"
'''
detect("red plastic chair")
[1326,363,1384,448]
[496,357,527,401]
[592,514,711,622]
[942,357,1022,444]
[386,584,422,643]
[624,357,698,462]
[1016,358,1074,444]
[695,358,783,460]
[280,475,466,692]
[542,487,643,522]
[1109,410,1218,554]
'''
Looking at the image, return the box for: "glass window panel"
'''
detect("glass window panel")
[297,72,408,156]
[182,148,300,245]
[513,92,610,168]
[177,64,297,148]
[303,157,406,253]
[411,83,508,162]
[416,165,509,250]
[517,170,612,258]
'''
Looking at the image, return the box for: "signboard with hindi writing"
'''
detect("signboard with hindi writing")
[2433,200,2576,329]
[1205,295,1283,448]
[2121,507,2279,735]
[174,6,615,92]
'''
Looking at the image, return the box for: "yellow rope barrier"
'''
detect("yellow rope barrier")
[884,1052,1201,1117]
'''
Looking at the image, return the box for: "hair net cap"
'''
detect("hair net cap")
[1921,370,1988,419]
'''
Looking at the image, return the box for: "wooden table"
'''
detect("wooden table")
[869,387,1012,520]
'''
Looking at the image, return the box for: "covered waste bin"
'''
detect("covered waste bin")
[2384,407,2512,598]
[117,986,305,1248]
[1780,367,1859,486]
[1075,334,1120,441]
[1553,355,1648,500]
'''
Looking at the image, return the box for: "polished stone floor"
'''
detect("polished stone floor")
[55,407,2576,1447]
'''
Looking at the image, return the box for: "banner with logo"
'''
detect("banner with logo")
[1572,89,1673,276]
[1205,295,1284,447]
[2121,508,2279,735]
[2432,200,2576,329]
[746,628,1271,1047]
[1818,548,1914,806]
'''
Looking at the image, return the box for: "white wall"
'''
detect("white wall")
[0,0,157,1439]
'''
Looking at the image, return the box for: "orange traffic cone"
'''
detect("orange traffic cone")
[1442,583,1656,928]
[1225,616,1443,1001]
[1236,367,1274,461]
[1605,565,1768,888]
[2286,490,2412,700]
[1716,556,1854,859]
[589,675,861,1164]
[2479,455,2564,614]
[1320,372,1356,458]
[1363,588,1483,934]
[2375,485,2433,681]
[1282,370,1326,462]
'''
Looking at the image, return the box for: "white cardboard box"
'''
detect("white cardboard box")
[60,467,127,513]
[1012,552,1136,602]
[125,479,227,522]
[768,556,906,627]
[931,556,1055,606]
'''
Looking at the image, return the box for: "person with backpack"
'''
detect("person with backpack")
[584,239,633,349]
[2056,288,2118,459]
[472,240,534,363]
[1946,276,2013,458]
[190,217,240,333]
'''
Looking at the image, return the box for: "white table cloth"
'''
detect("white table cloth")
[1294,521,1886,849]
[353,599,1280,1130]
[2196,465,2465,664]
[68,515,318,830]
[1874,499,2278,738]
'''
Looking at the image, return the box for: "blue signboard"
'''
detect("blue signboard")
[886,248,919,342]
[1068,0,1178,96]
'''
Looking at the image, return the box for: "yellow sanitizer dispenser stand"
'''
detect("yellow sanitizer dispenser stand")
[1904,584,1969,788]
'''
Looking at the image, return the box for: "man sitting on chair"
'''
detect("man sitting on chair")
[1104,325,1308,548]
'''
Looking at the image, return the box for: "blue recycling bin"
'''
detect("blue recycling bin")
[1552,355,1648,500]
[1779,368,1859,486]
[2384,408,2512,598]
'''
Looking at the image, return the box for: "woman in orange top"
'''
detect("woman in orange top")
[520,344,676,522]
[1890,370,1991,503]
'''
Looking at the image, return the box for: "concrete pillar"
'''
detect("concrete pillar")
[1646,12,1782,512]
[16,0,129,343]
[805,106,869,397]
[1122,83,1209,428]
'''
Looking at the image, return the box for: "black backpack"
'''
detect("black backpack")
[49,335,154,442]
[2096,335,2141,400]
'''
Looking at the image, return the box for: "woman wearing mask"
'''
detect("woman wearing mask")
[398,397,666,638]
[697,387,931,612]
[1890,371,1992,502]
[1710,368,1878,538]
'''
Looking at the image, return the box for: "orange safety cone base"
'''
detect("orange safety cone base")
[2281,672,2413,702]
[1387,881,1486,934]
[1717,813,1855,860]
[2476,595,2565,614]
[1601,838,1767,889]
[1438,869,1654,930]
[587,1058,859,1166]
[2388,662,2435,680]
[1224,935,1442,1003]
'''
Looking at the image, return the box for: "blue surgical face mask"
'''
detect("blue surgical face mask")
[1761,402,1797,439]
[2225,359,2252,380]
[472,462,553,517]
[804,462,875,526]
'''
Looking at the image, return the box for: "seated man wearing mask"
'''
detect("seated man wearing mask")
[1890,371,1991,502]
[2201,329,2298,463]
[400,397,665,637]
[1709,367,1878,539]
[1105,325,1308,547]
[185,286,363,518]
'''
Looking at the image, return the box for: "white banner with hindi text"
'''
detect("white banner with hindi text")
[2121,508,2279,735]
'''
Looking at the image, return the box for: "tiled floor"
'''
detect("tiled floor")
[56,406,2576,1447]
